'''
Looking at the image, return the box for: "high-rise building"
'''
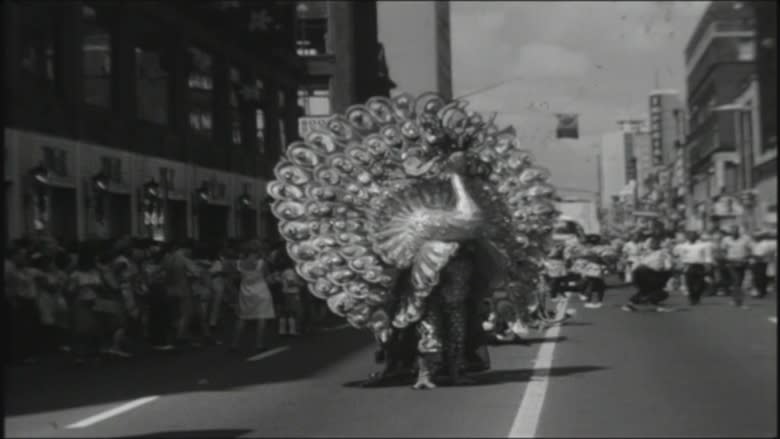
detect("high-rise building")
[377,1,452,99]
[600,131,631,207]
[294,1,396,134]
[4,1,301,244]
[684,0,756,225]
[751,0,777,222]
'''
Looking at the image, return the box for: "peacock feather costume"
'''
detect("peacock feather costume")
[268,92,559,388]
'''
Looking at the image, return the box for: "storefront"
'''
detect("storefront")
[193,171,231,243]
[49,185,78,244]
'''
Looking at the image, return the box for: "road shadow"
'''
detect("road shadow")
[562,321,592,327]
[114,429,252,438]
[522,336,568,344]
[5,326,375,417]
[343,365,607,388]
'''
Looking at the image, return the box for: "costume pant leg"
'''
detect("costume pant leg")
[442,301,467,377]
[685,264,706,304]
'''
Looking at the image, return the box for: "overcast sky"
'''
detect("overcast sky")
[451,1,710,193]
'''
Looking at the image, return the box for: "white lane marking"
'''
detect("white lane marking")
[65,396,159,429]
[769,316,777,324]
[508,298,568,438]
[246,346,289,362]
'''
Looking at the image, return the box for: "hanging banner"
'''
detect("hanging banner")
[555,113,579,139]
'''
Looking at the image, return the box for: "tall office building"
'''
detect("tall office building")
[4,1,301,244]
[684,1,756,220]
[377,1,452,99]
[294,1,396,135]
[648,90,685,167]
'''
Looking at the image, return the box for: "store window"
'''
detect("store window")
[297,87,331,116]
[134,19,169,124]
[295,2,328,56]
[736,38,755,61]
[18,3,61,91]
[229,67,243,146]
[187,46,214,137]
[82,4,113,108]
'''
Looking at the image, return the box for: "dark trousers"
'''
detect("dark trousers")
[723,261,748,305]
[630,266,670,306]
[12,297,45,361]
[751,262,769,298]
[684,264,707,304]
[148,292,174,346]
[547,276,564,298]
[584,276,606,302]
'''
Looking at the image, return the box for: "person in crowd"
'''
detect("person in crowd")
[278,256,306,336]
[189,243,215,345]
[670,232,689,297]
[580,234,610,309]
[146,242,175,351]
[230,241,276,354]
[676,231,713,306]
[720,225,753,308]
[207,245,229,338]
[545,241,568,302]
[708,229,727,296]
[622,234,674,312]
[95,251,133,357]
[750,229,776,299]
[32,251,66,355]
[621,233,643,284]
[66,245,103,363]
[162,240,200,348]
[51,249,73,353]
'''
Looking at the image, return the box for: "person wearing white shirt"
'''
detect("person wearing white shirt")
[676,231,713,305]
[720,225,753,307]
[621,234,643,283]
[751,230,777,298]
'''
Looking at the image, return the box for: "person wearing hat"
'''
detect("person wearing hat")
[750,229,776,299]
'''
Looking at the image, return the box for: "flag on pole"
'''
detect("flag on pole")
[555,113,579,139]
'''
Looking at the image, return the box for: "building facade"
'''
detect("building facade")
[4,1,303,245]
[294,0,395,127]
[683,0,756,228]
[377,1,452,99]
[751,0,777,225]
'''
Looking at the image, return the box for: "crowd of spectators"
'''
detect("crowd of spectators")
[4,234,329,366]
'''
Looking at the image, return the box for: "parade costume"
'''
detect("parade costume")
[268,93,558,388]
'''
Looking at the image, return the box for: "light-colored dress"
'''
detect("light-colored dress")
[237,259,276,320]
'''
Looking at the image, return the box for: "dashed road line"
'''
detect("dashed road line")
[508,298,569,438]
[246,346,289,362]
[65,396,159,429]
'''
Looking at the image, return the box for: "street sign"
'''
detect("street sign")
[298,116,329,138]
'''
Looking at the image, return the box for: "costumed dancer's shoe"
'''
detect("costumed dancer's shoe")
[412,356,437,390]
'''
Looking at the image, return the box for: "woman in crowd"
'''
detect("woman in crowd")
[278,255,306,336]
[230,241,276,354]
[95,252,133,357]
[67,246,103,363]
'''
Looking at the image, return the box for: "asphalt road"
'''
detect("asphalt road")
[5,284,777,438]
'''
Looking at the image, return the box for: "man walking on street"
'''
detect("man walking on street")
[677,231,712,306]
[721,225,753,308]
[750,229,776,299]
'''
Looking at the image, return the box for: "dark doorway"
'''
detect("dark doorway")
[238,209,257,240]
[4,183,11,245]
[49,186,77,244]
[166,200,188,243]
[198,205,228,243]
[106,193,131,239]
